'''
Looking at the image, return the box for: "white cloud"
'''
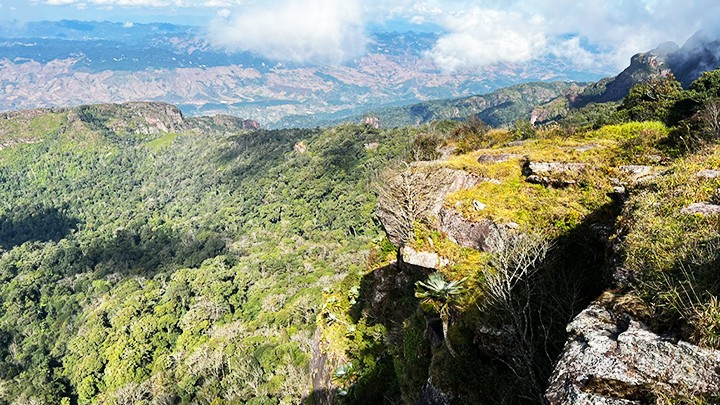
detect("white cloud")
[37,0,720,72]
[46,0,77,4]
[549,37,606,70]
[209,0,367,65]
[44,0,246,7]
[428,8,547,71]
[399,0,720,72]
[122,21,134,27]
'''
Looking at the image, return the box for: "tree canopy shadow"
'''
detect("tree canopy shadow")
[0,205,79,250]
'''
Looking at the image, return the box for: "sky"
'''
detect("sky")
[2,0,719,71]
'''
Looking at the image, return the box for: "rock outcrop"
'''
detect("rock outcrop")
[417,377,452,405]
[617,165,656,184]
[438,208,505,252]
[401,246,449,270]
[362,116,381,129]
[696,169,720,179]
[76,102,188,135]
[546,295,720,404]
[294,141,308,154]
[680,202,720,216]
[242,119,261,130]
[523,160,587,187]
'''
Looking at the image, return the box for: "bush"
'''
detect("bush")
[450,116,492,153]
[510,119,537,140]
[410,133,444,161]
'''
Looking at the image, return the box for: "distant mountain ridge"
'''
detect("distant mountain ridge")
[574,31,720,107]
[327,30,720,130]
[280,81,585,129]
[0,20,609,125]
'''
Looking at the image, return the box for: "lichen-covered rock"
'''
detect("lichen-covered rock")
[477,153,521,164]
[524,161,587,176]
[617,165,659,185]
[546,297,720,404]
[433,169,480,210]
[696,169,720,179]
[523,160,587,188]
[680,202,720,216]
[437,208,500,252]
[401,246,448,269]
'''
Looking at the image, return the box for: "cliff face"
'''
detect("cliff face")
[72,102,187,135]
[546,294,720,404]
[574,47,673,107]
[0,102,259,145]
[573,32,720,108]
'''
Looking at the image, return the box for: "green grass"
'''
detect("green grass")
[146,132,181,150]
[622,144,720,347]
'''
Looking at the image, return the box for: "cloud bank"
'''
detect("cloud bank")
[38,0,720,71]
[208,0,366,65]
[417,0,720,72]
[427,8,547,71]
[43,0,245,6]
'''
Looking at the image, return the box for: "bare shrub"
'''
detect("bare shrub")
[375,163,448,249]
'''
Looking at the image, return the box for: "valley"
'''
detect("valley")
[1,5,720,405]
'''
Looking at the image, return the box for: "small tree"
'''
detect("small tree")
[510,119,537,140]
[415,272,466,357]
[483,231,552,310]
[451,116,492,153]
[375,164,446,259]
[479,230,553,401]
[697,98,720,139]
[410,133,443,162]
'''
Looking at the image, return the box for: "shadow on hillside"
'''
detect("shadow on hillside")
[0,208,226,278]
[322,138,365,175]
[220,129,314,184]
[340,199,622,404]
[0,206,79,250]
[350,262,431,336]
[83,225,227,277]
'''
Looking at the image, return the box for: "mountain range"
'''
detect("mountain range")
[330,30,720,130]
[0,20,609,127]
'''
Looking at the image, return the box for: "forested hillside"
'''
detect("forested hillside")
[276,81,584,129]
[0,103,417,403]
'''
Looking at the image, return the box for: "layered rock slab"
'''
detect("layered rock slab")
[546,298,720,404]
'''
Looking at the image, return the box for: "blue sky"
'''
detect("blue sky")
[3,0,719,71]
